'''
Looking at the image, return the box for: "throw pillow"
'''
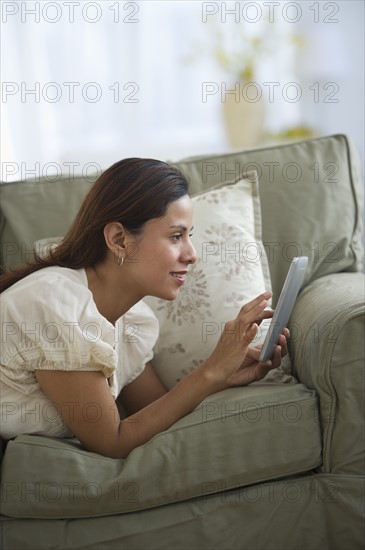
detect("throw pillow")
[34,236,63,257]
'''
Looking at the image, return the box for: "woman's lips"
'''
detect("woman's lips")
[170,271,187,284]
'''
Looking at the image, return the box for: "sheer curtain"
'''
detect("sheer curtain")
[1,1,363,182]
[2,1,223,181]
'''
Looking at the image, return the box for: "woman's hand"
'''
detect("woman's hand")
[224,329,290,387]
[201,291,275,392]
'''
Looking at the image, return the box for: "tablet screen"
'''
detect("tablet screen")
[259,256,308,362]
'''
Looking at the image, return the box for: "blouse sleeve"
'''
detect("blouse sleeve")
[115,300,160,389]
[2,271,117,382]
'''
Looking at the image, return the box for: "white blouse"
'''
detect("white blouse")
[0,267,159,439]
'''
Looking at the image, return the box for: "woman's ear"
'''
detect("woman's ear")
[103,222,127,260]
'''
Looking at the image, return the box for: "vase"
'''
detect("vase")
[222,81,266,148]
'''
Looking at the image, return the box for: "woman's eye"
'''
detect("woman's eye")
[171,233,193,241]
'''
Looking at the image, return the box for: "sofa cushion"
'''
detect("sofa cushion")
[0,383,321,519]
[173,134,364,304]
[1,475,364,550]
[144,171,272,389]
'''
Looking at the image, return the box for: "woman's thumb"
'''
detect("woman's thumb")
[244,323,258,343]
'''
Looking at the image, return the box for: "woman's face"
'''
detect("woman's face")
[124,195,197,300]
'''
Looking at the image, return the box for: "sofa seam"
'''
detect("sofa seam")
[172,133,346,165]
[0,462,324,520]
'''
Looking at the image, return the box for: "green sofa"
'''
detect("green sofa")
[1,134,364,549]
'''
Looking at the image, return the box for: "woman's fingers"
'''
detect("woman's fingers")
[278,334,288,355]
[271,345,282,369]
[278,328,290,356]
[238,291,272,317]
[246,345,262,361]
[237,291,272,332]
[226,291,273,344]
[255,308,274,324]
[242,322,259,345]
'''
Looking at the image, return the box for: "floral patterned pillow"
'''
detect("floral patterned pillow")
[144,171,274,390]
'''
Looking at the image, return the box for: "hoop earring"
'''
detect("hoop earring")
[118,256,124,267]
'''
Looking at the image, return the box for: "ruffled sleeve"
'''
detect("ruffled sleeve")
[114,300,160,391]
[1,269,117,395]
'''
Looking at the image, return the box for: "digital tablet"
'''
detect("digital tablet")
[259,256,308,363]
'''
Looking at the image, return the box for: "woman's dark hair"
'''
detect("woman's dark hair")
[0,158,189,293]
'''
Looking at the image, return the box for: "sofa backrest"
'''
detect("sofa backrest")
[174,134,364,300]
[1,134,363,301]
[1,175,95,270]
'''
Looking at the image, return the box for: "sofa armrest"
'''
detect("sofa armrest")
[289,272,365,475]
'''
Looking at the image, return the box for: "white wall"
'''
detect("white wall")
[1,1,364,181]
[296,0,364,174]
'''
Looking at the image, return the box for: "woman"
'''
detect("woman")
[0,158,288,458]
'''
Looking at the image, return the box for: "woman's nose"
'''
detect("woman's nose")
[186,240,197,265]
